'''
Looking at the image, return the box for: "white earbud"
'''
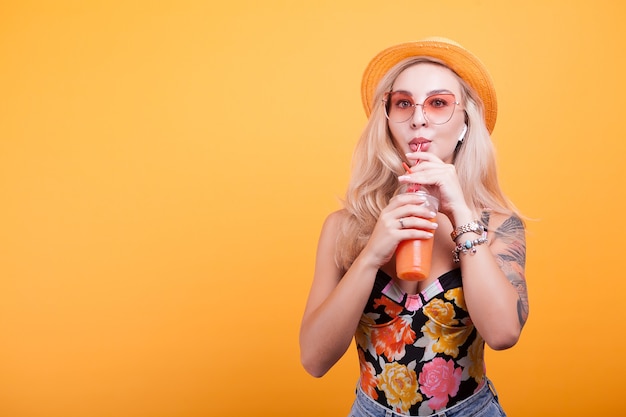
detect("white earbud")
[458,124,468,143]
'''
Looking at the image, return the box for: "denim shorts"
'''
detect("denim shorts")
[348,379,506,417]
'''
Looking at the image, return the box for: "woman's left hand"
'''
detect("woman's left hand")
[399,151,469,221]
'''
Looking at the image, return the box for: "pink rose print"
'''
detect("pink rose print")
[418,357,462,410]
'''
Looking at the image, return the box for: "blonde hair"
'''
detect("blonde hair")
[336,57,520,272]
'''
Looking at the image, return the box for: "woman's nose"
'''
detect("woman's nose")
[410,104,427,127]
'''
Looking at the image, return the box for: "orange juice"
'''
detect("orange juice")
[395,188,438,281]
[396,220,435,280]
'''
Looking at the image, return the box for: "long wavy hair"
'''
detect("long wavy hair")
[335,57,520,272]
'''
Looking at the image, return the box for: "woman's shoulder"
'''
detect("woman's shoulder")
[321,208,348,226]
[482,209,525,238]
[317,209,349,243]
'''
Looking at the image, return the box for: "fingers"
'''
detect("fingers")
[397,216,438,232]
[398,163,454,186]
[400,152,451,181]
[390,191,429,208]
[363,196,438,267]
[387,192,437,219]
[404,151,442,166]
[396,158,464,216]
[394,206,438,227]
[381,198,438,234]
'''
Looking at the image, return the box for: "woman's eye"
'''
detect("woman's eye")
[396,100,412,109]
[429,98,448,108]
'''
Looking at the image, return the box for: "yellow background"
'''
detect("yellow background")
[1,1,625,416]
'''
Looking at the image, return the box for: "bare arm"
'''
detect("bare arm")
[300,195,438,377]
[299,211,379,377]
[492,215,529,328]
[456,212,529,350]
[401,150,529,350]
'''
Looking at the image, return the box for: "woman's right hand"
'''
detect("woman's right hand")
[360,192,439,268]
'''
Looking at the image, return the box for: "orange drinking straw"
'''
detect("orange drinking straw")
[403,143,422,173]
[402,143,422,191]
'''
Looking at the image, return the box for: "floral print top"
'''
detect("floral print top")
[355,268,486,415]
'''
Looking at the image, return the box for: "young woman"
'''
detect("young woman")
[300,38,529,416]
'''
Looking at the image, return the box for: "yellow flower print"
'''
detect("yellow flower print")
[422,318,443,340]
[422,299,472,358]
[423,299,458,326]
[377,362,423,413]
[467,337,485,382]
[356,315,375,352]
[445,288,467,311]
[435,325,474,358]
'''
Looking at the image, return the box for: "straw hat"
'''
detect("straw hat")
[361,37,498,133]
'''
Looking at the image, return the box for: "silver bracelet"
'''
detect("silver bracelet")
[450,220,485,242]
[453,231,488,262]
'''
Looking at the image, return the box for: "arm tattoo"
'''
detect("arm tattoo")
[493,216,529,328]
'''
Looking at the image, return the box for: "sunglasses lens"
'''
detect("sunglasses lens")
[385,92,414,123]
[424,94,456,124]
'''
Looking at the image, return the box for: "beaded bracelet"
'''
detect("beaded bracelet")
[450,220,485,242]
[453,231,488,262]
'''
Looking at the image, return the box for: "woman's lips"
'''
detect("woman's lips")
[409,139,431,152]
